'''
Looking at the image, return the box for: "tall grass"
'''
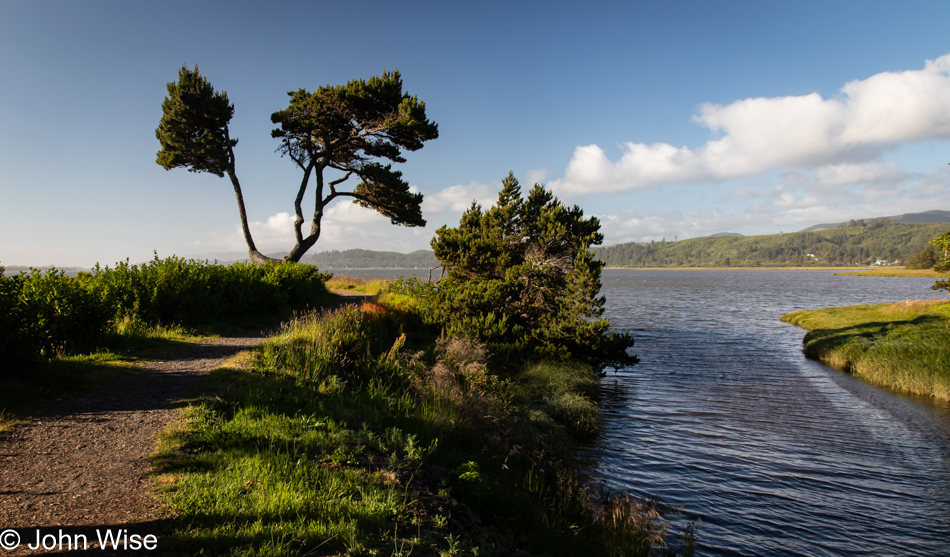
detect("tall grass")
[325,275,390,295]
[154,297,695,556]
[0,256,331,362]
[782,300,950,400]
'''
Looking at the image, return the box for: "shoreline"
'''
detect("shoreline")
[781,300,950,401]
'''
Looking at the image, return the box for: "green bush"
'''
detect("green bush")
[0,269,111,361]
[91,255,331,326]
[0,257,331,364]
[0,271,25,361]
[424,173,637,372]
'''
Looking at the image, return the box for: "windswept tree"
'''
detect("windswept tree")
[156,65,438,263]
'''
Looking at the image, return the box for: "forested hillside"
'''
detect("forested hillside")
[594,220,949,267]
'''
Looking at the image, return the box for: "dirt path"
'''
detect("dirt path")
[0,292,369,554]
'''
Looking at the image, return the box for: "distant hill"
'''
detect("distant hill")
[709,232,743,237]
[303,249,438,269]
[2,265,90,277]
[594,220,949,267]
[800,210,950,232]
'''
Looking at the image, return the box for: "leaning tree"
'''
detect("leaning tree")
[156,65,438,263]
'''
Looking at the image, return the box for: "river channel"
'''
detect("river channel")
[586,269,950,556]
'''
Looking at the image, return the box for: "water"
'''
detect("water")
[587,270,950,555]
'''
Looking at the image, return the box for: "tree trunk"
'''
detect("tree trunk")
[227,169,280,264]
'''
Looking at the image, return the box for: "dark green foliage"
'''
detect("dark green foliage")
[0,269,110,360]
[91,255,330,325]
[905,245,937,270]
[16,270,112,357]
[427,173,637,372]
[596,222,950,267]
[155,65,236,177]
[0,257,330,364]
[930,230,950,294]
[270,71,437,232]
[156,66,438,264]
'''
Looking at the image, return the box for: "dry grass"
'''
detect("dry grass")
[834,267,950,278]
[325,275,390,294]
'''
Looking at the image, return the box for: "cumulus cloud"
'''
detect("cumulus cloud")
[248,212,296,248]
[523,168,548,186]
[593,163,950,246]
[324,199,388,223]
[814,161,908,186]
[553,54,950,194]
[422,181,499,214]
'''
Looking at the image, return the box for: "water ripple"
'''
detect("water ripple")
[588,270,950,555]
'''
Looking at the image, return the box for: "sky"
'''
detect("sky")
[3,1,950,267]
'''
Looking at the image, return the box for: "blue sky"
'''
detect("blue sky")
[3,1,950,267]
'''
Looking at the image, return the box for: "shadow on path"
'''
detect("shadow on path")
[0,291,371,532]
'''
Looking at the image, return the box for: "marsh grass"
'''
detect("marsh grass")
[833,268,950,278]
[154,298,694,556]
[781,300,950,400]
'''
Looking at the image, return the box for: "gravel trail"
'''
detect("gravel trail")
[0,292,368,554]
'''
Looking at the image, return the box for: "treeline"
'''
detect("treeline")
[594,221,949,267]
[0,256,329,362]
[302,248,438,268]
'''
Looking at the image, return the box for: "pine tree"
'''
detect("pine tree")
[156,66,437,263]
[428,173,637,372]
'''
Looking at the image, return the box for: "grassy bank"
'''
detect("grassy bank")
[605,266,864,271]
[152,292,695,556]
[781,300,950,400]
[832,267,950,278]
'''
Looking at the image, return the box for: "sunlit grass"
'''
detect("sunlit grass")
[325,275,390,295]
[153,295,696,556]
[782,300,950,400]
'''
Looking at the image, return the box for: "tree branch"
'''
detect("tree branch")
[327,171,353,195]
[292,161,315,246]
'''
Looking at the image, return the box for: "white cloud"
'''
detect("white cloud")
[324,200,388,223]
[815,161,907,186]
[553,54,950,194]
[248,212,297,249]
[422,181,499,214]
[524,168,548,186]
[594,164,950,246]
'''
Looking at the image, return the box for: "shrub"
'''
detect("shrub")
[91,255,331,326]
[426,173,637,372]
[1,257,331,363]
[2,269,111,360]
